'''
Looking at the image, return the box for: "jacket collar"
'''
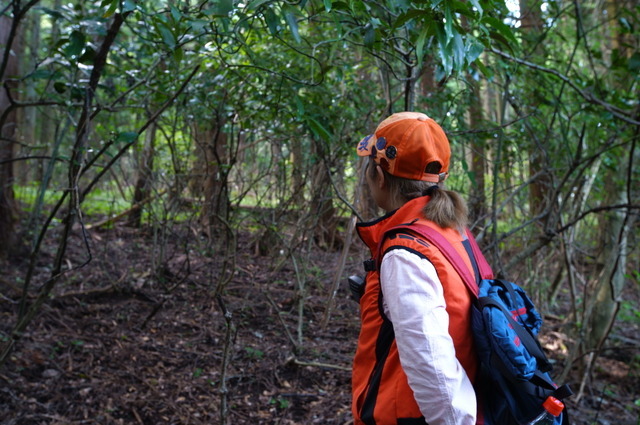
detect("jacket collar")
[356,195,466,256]
[356,196,430,253]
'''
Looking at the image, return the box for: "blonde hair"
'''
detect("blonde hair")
[368,158,468,231]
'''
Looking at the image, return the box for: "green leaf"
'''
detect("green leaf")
[116,132,139,143]
[217,0,234,15]
[54,81,67,93]
[173,46,184,62]
[331,1,348,10]
[103,0,118,18]
[394,9,426,29]
[364,23,375,49]
[629,52,640,72]
[193,368,203,378]
[247,0,271,10]
[307,118,331,142]
[465,37,484,65]
[618,17,632,33]
[443,2,454,40]
[64,30,86,58]
[452,32,464,69]
[28,69,56,79]
[156,23,176,49]
[190,19,210,33]
[295,95,305,118]
[170,5,182,21]
[264,8,279,35]
[41,7,64,19]
[415,18,435,64]
[469,0,482,16]
[475,60,493,81]
[283,7,300,43]
[483,16,517,45]
[436,24,453,76]
[78,46,96,64]
[123,0,136,13]
[415,28,428,65]
[323,0,332,12]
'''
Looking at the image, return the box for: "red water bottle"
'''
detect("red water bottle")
[528,396,564,424]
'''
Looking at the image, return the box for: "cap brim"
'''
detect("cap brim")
[356,134,376,157]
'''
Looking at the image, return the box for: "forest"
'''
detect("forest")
[0,0,638,424]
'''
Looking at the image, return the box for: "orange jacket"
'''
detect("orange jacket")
[353,196,487,425]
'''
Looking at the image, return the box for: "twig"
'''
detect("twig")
[555,204,640,234]
[215,294,235,425]
[490,47,640,126]
[287,356,351,372]
[325,161,363,222]
[0,155,65,165]
[321,215,356,330]
[85,189,168,230]
[80,63,201,198]
[263,288,298,350]
[0,0,41,82]
[0,12,130,368]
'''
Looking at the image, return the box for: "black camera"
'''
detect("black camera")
[348,275,365,302]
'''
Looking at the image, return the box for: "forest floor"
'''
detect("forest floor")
[0,218,638,425]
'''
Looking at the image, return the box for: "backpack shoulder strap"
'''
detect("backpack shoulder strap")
[378,223,484,298]
[465,229,494,280]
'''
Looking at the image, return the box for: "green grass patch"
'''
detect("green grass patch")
[14,184,65,212]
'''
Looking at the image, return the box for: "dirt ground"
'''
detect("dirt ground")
[1,221,638,424]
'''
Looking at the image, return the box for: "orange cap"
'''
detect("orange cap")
[542,396,565,417]
[356,111,451,183]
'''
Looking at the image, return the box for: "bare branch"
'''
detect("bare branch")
[556,204,640,234]
[490,47,640,126]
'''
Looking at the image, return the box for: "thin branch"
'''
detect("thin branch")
[556,204,640,234]
[0,0,41,82]
[504,204,639,272]
[81,64,201,198]
[0,155,64,165]
[85,189,168,230]
[490,47,640,126]
[288,356,351,371]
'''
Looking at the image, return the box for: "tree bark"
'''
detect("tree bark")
[128,120,157,227]
[310,140,339,250]
[467,77,487,229]
[519,0,551,219]
[582,0,638,362]
[0,15,20,258]
[290,135,304,209]
[15,10,39,185]
[193,121,230,243]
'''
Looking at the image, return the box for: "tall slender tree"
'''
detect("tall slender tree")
[0,14,20,257]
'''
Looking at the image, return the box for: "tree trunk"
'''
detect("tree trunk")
[128,121,157,227]
[310,140,340,250]
[583,0,638,361]
[0,15,20,258]
[584,170,633,354]
[35,0,61,184]
[467,77,487,229]
[290,136,304,209]
[14,10,43,185]
[193,122,230,243]
[519,0,550,219]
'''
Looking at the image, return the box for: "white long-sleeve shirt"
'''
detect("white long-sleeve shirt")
[380,248,477,425]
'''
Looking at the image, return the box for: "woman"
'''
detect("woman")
[352,111,487,425]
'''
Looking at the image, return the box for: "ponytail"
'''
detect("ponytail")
[369,158,468,232]
[422,186,468,232]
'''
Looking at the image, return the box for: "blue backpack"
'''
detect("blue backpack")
[379,223,573,424]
